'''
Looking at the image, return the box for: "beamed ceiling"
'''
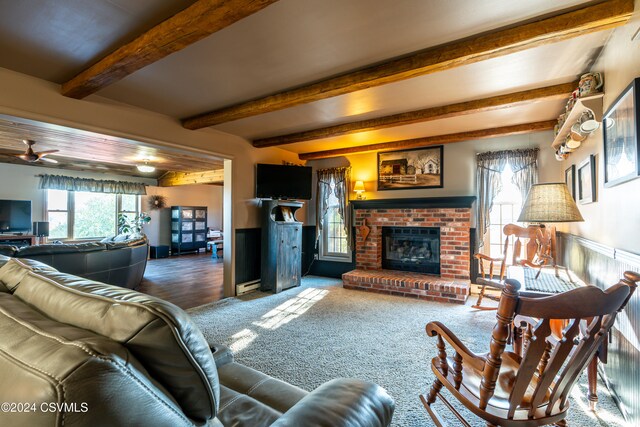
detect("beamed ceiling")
[0,0,636,163]
[0,115,223,180]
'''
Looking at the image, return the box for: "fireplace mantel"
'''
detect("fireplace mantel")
[350,196,475,210]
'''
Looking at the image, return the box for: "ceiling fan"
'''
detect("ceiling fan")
[1,139,59,163]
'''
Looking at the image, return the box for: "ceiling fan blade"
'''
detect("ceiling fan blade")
[37,150,59,155]
[39,157,58,164]
[17,154,29,160]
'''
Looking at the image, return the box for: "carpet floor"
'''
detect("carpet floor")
[188,276,628,427]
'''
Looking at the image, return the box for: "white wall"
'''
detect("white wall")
[0,162,155,224]
[558,0,640,254]
[143,184,223,246]
[306,131,560,226]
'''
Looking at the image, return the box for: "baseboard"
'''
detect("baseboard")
[236,280,260,296]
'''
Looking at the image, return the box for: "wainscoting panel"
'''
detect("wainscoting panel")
[302,225,356,278]
[235,228,261,285]
[557,232,640,425]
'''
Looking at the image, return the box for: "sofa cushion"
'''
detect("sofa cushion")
[0,258,57,292]
[0,291,192,427]
[17,242,107,257]
[106,236,147,250]
[216,362,308,426]
[0,245,17,257]
[0,254,9,267]
[13,271,219,423]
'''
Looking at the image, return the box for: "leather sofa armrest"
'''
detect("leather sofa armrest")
[271,378,394,427]
[210,344,234,367]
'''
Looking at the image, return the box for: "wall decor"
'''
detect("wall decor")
[377,145,443,190]
[603,77,640,187]
[565,164,576,200]
[147,194,167,210]
[577,154,596,204]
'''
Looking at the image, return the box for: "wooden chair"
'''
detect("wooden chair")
[421,271,639,427]
[474,224,539,309]
[473,224,565,310]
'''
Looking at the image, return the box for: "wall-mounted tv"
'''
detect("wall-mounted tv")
[256,164,313,200]
[0,200,32,233]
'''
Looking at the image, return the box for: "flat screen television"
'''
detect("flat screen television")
[0,200,32,233]
[256,164,313,200]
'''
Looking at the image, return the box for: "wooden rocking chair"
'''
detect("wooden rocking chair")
[473,224,568,310]
[421,271,639,427]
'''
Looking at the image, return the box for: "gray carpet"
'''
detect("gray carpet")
[188,276,628,427]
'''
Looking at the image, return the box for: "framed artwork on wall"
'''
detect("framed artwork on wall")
[565,164,576,200]
[603,77,640,187]
[377,145,443,191]
[577,154,596,204]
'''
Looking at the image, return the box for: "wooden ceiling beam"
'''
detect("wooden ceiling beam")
[158,169,224,187]
[253,82,575,147]
[182,0,633,129]
[298,120,556,160]
[61,0,279,99]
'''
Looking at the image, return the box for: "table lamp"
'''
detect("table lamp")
[517,182,583,280]
[353,181,366,200]
[518,183,584,224]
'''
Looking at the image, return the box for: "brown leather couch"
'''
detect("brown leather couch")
[0,236,148,289]
[0,255,395,426]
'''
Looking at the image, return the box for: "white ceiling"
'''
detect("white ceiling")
[0,0,618,157]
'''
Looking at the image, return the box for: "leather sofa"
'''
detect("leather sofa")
[0,236,148,289]
[0,255,395,427]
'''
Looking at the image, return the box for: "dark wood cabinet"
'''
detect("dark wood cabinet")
[171,206,207,255]
[260,200,303,293]
[0,235,36,246]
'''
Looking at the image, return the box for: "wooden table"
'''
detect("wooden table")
[481,266,604,410]
[0,234,36,246]
[206,239,223,258]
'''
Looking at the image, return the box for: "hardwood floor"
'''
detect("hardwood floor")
[137,252,224,310]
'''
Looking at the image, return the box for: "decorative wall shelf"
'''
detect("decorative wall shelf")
[551,93,604,149]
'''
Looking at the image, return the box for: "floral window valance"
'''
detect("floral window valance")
[38,174,147,195]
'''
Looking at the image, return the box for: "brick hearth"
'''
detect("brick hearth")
[343,269,468,303]
[342,200,472,304]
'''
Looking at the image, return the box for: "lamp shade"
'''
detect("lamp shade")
[518,183,584,223]
[353,181,365,192]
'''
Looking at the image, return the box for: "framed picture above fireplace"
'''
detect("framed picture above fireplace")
[377,145,443,191]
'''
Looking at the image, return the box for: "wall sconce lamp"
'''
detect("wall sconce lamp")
[354,180,366,200]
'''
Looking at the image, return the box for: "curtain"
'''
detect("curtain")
[509,148,539,205]
[39,174,147,195]
[476,148,539,247]
[315,166,352,250]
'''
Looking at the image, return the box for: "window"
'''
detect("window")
[482,164,524,267]
[320,178,350,261]
[46,190,140,240]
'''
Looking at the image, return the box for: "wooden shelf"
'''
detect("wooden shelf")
[551,93,604,149]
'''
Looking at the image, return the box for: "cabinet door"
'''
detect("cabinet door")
[277,225,301,291]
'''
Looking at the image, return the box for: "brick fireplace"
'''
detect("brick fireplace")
[342,197,474,304]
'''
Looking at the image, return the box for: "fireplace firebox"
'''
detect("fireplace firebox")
[381,226,440,275]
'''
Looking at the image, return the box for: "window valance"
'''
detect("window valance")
[38,174,147,195]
